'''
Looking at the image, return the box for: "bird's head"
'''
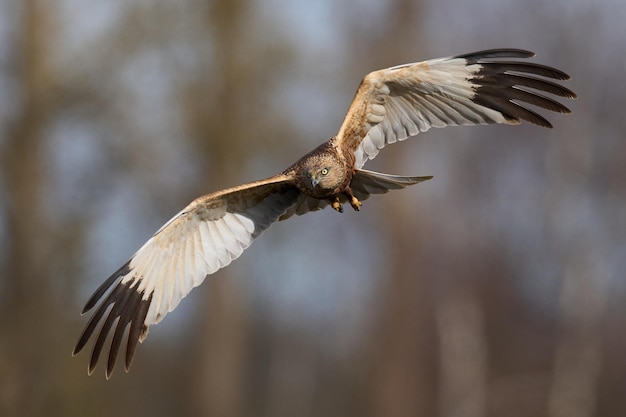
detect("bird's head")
[309,166,331,188]
[298,154,346,195]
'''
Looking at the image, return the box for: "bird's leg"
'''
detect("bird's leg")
[331,196,343,213]
[344,187,362,211]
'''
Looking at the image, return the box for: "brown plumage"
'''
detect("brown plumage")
[73,49,576,378]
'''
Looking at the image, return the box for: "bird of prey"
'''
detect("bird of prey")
[73,49,576,378]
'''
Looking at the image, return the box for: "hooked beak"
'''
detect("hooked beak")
[310,175,320,187]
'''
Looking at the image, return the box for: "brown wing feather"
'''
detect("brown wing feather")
[334,49,576,168]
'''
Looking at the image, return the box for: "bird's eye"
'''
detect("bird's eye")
[321,168,329,175]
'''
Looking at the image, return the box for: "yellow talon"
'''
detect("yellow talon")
[350,196,362,211]
[332,199,343,213]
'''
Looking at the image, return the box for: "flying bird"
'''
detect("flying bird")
[74,49,576,378]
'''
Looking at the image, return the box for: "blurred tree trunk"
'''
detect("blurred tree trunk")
[436,289,487,417]
[181,1,300,414]
[184,1,253,416]
[343,1,440,416]
[547,249,606,417]
[0,0,57,415]
[365,198,438,417]
[2,0,48,314]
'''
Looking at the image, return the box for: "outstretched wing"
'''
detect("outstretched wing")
[73,175,300,378]
[279,169,432,220]
[335,49,576,168]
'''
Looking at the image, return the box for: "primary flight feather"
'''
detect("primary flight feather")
[73,49,576,378]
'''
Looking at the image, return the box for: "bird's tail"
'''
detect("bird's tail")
[350,169,432,197]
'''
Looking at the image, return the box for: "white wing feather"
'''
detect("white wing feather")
[350,57,508,167]
[340,50,574,168]
[74,176,299,377]
[124,210,255,326]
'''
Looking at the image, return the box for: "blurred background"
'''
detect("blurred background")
[1,0,625,416]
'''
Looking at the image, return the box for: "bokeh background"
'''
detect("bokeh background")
[1,0,625,416]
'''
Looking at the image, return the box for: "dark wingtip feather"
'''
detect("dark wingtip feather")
[75,268,153,378]
[456,48,535,61]
[81,261,132,314]
[500,74,576,99]
[97,284,136,378]
[74,293,116,356]
[125,294,152,372]
[458,50,575,128]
